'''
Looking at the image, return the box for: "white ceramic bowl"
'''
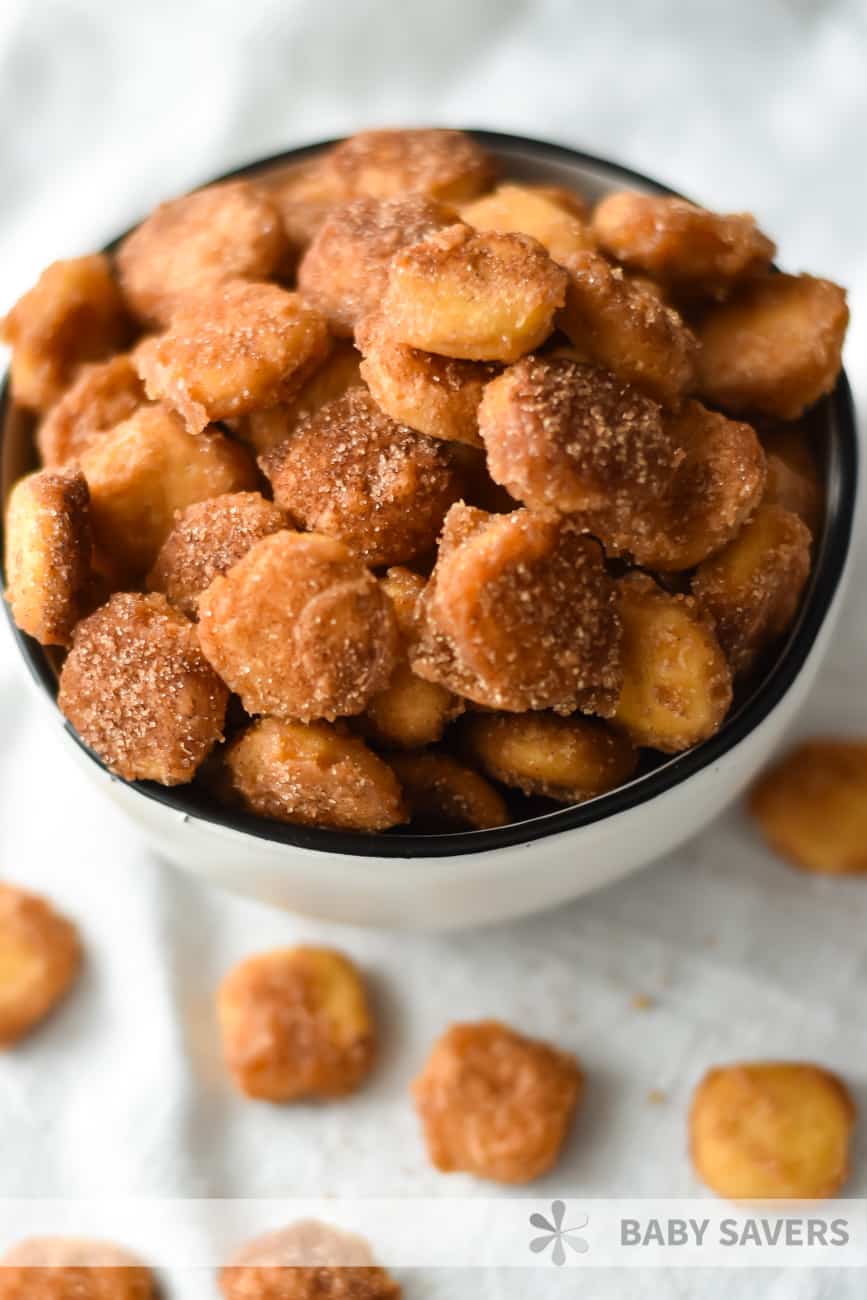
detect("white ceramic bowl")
[1,132,858,930]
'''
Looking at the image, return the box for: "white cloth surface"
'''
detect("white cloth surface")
[1,1,866,1295]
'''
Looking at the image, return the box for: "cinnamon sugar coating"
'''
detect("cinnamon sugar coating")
[222,717,406,832]
[479,356,677,514]
[197,531,399,722]
[36,353,146,467]
[4,467,92,646]
[147,491,288,617]
[80,404,257,576]
[220,1220,375,1273]
[692,504,812,677]
[412,505,622,716]
[117,181,289,326]
[361,568,464,750]
[361,660,464,751]
[1,255,131,411]
[217,945,377,1101]
[613,573,732,752]
[0,883,81,1046]
[378,565,427,643]
[237,341,362,455]
[388,751,508,830]
[383,224,567,362]
[558,249,698,401]
[266,157,347,261]
[357,313,496,447]
[690,1062,855,1200]
[0,1238,154,1299]
[460,182,594,264]
[261,388,465,566]
[592,192,775,298]
[749,740,867,875]
[58,592,228,784]
[462,711,637,803]
[220,1222,401,1300]
[320,128,494,203]
[135,280,330,433]
[580,400,766,571]
[412,1020,583,1183]
[297,195,454,336]
[695,273,848,419]
[221,1264,398,1300]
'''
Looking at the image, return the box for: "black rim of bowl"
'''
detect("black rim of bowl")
[0,129,858,860]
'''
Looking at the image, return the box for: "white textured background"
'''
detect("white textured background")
[1,1,866,1296]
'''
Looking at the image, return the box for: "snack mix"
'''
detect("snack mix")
[2,128,848,835]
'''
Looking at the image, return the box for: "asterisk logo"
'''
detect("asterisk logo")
[529,1200,590,1265]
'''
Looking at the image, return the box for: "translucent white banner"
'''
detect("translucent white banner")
[0,1198,866,1269]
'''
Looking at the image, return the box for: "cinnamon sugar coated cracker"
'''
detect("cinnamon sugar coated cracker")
[690,1062,855,1201]
[297,195,454,336]
[413,1020,583,1183]
[388,751,508,830]
[4,467,93,646]
[261,387,465,566]
[80,404,257,576]
[0,1238,155,1300]
[479,356,677,514]
[462,711,637,802]
[460,182,594,264]
[378,566,427,643]
[147,491,288,617]
[58,592,228,783]
[223,717,406,832]
[558,249,698,402]
[614,573,732,752]
[117,181,289,326]
[37,353,146,467]
[265,158,347,261]
[360,567,464,750]
[1,255,131,411]
[220,1222,402,1300]
[580,399,767,571]
[692,503,812,677]
[220,1220,377,1274]
[412,504,622,715]
[0,884,81,1046]
[382,224,568,362]
[237,340,362,455]
[135,280,330,433]
[320,127,494,203]
[749,740,867,874]
[217,946,377,1101]
[361,659,464,751]
[592,192,775,298]
[696,273,849,419]
[0,130,849,828]
[197,531,399,722]
[357,312,497,447]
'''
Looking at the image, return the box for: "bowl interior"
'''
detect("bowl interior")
[0,130,858,859]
